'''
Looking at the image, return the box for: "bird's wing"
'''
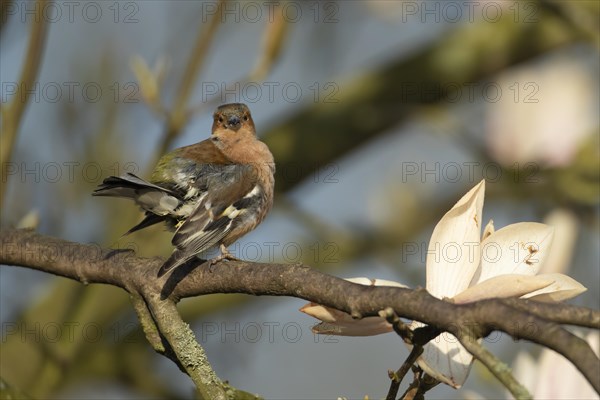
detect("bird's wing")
[151,138,229,186]
[157,164,259,275]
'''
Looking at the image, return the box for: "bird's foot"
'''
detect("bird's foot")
[207,245,240,271]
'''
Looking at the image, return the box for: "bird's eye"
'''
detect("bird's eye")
[243,116,248,121]
[218,117,223,123]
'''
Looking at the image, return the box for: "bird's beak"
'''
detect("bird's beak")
[226,116,241,131]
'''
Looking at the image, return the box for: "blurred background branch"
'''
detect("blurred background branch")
[156,0,225,161]
[0,0,49,208]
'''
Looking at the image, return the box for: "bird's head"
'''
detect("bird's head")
[212,103,255,134]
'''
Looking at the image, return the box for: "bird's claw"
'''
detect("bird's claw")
[207,245,240,271]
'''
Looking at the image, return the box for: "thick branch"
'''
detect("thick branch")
[145,292,227,399]
[130,293,164,353]
[500,297,599,328]
[2,228,599,394]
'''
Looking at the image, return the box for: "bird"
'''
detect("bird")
[93,103,275,277]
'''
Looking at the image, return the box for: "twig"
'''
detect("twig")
[380,307,414,342]
[400,372,439,400]
[156,0,225,159]
[458,335,531,400]
[248,2,289,81]
[386,345,424,400]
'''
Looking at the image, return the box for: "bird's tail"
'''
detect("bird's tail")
[122,212,165,237]
[157,249,198,277]
[93,173,176,236]
[92,173,173,199]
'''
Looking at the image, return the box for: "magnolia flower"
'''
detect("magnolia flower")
[301,180,587,388]
[511,332,599,400]
[486,59,596,168]
[300,277,407,336]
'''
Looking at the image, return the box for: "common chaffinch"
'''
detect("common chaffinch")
[93,103,275,276]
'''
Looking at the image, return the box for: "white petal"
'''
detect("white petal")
[587,331,599,355]
[300,303,341,323]
[346,277,408,288]
[452,274,553,304]
[521,273,587,302]
[410,321,473,388]
[471,222,554,285]
[427,180,485,298]
[299,277,407,337]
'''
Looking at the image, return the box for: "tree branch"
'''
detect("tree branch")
[130,293,164,353]
[2,228,599,396]
[500,297,599,328]
[144,292,227,399]
[458,335,531,400]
